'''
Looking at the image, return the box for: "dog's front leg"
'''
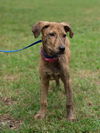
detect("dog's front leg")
[34,78,49,119]
[61,72,75,121]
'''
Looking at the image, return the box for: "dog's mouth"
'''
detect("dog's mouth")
[42,46,65,58]
[49,50,65,57]
[58,50,65,55]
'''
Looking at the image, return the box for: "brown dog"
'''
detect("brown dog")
[32,21,75,121]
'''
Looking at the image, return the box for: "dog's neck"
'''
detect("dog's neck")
[41,48,58,63]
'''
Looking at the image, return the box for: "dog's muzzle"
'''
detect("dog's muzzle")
[59,45,65,52]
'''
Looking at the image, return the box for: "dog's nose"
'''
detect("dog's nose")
[59,45,65,51]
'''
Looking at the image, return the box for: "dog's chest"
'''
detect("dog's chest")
[45,63,61,79]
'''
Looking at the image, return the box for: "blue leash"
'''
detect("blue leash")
[0,40,42,53]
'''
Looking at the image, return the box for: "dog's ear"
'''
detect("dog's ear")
[61,22,74,38]
[32,21,50,38]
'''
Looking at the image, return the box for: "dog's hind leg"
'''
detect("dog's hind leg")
[61,73,75,121]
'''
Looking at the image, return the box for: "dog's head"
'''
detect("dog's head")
[32,21,74,56]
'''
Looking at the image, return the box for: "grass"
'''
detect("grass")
[0,0,100,132]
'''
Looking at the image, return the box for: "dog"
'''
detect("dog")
[32,21,75,121]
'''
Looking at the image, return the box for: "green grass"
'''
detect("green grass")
[0,0,100,132]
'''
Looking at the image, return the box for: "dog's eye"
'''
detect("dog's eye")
[63,34,66,38]
[49,33,55,37]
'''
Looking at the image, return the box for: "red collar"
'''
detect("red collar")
[41,49,58,63]
[42,56,58,62]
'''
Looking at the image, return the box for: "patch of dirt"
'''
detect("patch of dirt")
[87,101,93,106]
[0,97,16,105]
[95,81,100,86]
[78,70,100,87]
[3,74,20,81]
[78,70,99,78]
[0,114,22,129]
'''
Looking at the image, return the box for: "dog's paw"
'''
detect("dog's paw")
[34,112,46,119]
[67,115,76,122]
